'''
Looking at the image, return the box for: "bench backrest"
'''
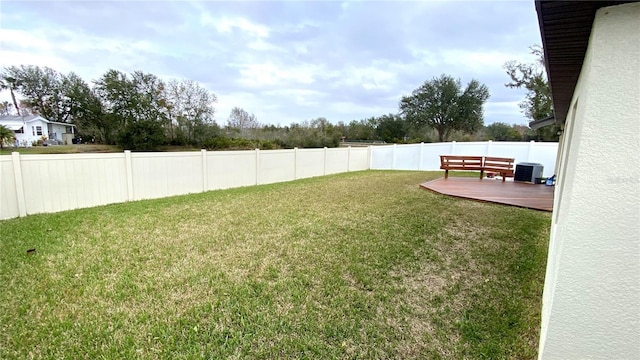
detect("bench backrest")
[483,156,515,170]
[440,155,484,168]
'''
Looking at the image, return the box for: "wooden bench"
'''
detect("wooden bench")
[440,155,515,182]
[482,156,515,182]
[439,155,484,179]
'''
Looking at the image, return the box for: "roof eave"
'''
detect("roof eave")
[529,115,556,130]
[535,1,635,125]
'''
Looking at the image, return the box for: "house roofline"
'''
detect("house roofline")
[0,116,75,126]
[535,0,635,124]
[48,121,76,127]
[529,115,556,130]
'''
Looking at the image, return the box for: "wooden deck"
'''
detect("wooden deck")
[420,177,555,212]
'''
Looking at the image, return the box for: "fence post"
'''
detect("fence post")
[418,142,424,171]
[11,152,27,217]
[255,148,260,185]
[201,149,207,192]
[487,140,493,156]
[323,147,328,175]
[528,140,535,162]
[124,150,134,201]
[347,146,351,172]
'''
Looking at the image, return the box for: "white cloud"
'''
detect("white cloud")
[200,13,270,39]
[262,89,326,107]
[484,101,527,125]
[440,49,538,74]
[236,63,320,88]
[337,63,399,91]
[0,1,540,126]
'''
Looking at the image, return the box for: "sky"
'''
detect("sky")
[0,0,542,127]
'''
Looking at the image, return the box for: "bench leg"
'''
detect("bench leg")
[502,173,506,182]
[444,170,449,179]
[480,170,484,179]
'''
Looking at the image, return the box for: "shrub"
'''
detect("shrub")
[119,120,166,151]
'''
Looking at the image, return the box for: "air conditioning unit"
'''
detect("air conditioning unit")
[515,162,544,183]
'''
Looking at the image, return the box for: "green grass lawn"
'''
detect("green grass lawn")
[0,144,206,155]
[0,171,550,359]
[0,144,121,155]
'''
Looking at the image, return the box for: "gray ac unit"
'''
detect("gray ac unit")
[515,162,544,183]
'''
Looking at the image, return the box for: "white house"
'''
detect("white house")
[0,115,75,146]
[535,1,639,359]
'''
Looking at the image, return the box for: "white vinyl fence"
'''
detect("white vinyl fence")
[371,141,558,177]
[0,147,370,220]
[0,141,558,220]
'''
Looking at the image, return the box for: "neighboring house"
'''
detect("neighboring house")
[0,115,76,146]
[535,1,639,359]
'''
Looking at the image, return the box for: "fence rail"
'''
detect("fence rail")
[0,141,558,220]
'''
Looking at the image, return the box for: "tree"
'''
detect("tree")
[2,66,106,134]
[2,65,66,122]
[485,122,523,141]
[227,107,259,138]
[94,69,171,145]
[56,72,105,142]
[0,101,13,116]
[0,73,21,115]
[164,79,217,145]
[93,69,136,144]
[375,114,407,143]
[119,119,166,151]
[347,118,377,141]
[504,45,559,141]
[504,45,552,121]
[399,74,490,142]
[0,124,15,150]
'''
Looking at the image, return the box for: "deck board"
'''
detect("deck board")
[420,177,554,212]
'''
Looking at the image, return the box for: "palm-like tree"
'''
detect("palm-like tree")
[0,74,20,116]
[0,125,16,150]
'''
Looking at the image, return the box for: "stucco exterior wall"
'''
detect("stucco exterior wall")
[539,3,640,359]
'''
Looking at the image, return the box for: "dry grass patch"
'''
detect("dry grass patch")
[0,170,550,359]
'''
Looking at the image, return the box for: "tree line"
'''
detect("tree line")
[0,46,556,150]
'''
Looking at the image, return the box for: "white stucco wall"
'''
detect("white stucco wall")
[539,3,640,359]
[26,119,48,144]
[48,123,69,140]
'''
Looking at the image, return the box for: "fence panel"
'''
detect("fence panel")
[452,142,488,156]
[420,143,452,170]
[370,145,395,169]
[258,150,296,185]
[296,148,325,179]
[348,147,370,171]
[0,157,19,219]
[393,144,420,170]
[207,150,257,190]
[18,153,128,216]
[325,148,349,175]
[131,152,203,200]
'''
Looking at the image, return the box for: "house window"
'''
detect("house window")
[32,126,35,136]
[14,127,24,134]
[36,126,43,136]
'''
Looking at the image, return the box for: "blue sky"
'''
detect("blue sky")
[0,0,542,126]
